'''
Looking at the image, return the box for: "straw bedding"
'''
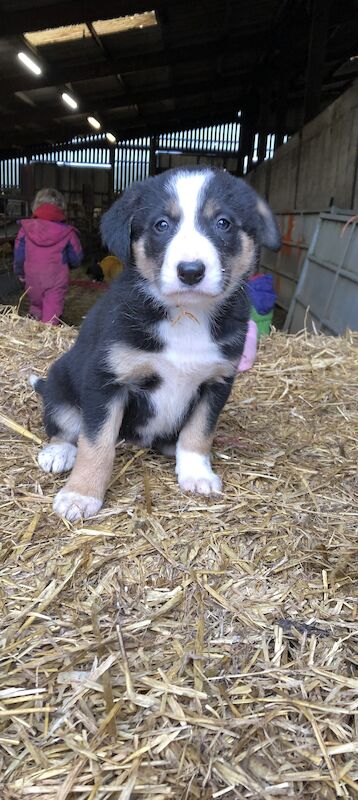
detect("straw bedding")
[0,308,357,799]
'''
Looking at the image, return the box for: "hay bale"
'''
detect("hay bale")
[0,307,357,799]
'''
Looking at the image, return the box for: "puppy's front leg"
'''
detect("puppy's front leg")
[53,398,124,522]
[176,379,233,496]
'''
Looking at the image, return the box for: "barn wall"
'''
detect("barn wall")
[247,80,358,212]
[157,152,238,172]
[20,162,112,209]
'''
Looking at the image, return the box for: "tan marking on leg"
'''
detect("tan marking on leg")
[178,398,213,455]
[132,237,157,282]
[63,400,124,501]
[106,342,159,384]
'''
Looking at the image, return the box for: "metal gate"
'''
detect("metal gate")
[260,211,319,312]
[285,212,358,335]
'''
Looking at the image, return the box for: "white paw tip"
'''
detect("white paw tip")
[179,474,222,496]
[29,373,39,389]
[38,442,77,474]
[53,490,103,522]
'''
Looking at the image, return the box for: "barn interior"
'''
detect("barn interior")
[1,3,358,799]
[0,0,357,329]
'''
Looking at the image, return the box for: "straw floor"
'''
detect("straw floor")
[0,308,357,799]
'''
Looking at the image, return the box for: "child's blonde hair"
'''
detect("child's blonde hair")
[32,188,66,212]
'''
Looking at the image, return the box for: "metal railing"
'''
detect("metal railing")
[1,121,284,193]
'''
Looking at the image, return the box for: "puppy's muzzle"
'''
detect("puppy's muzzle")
[177,260,205,286]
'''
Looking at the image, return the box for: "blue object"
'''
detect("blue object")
[249,274,276,315]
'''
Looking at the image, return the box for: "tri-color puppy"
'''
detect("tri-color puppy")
[31,167,280,521]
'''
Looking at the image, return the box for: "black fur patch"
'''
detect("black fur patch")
[211,285,250,360]
[205,377,235,434]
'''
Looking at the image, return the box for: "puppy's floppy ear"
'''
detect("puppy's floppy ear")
[256,196,281,251]
[101,184,139,264]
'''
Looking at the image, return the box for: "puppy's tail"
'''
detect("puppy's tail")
[29,373,46,395]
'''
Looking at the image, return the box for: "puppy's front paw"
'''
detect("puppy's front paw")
[53,489,103,522]
[179,473,222,495]
[38,442,77,474]
[176,449,222,496]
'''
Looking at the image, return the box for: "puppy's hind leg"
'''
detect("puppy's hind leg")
[38,404,81,474]
[38,437,78,475]
[32,363,81,474]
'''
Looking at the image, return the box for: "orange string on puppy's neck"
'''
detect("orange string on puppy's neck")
[171,306,200,326]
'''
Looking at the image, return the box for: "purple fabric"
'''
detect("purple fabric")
[63,239,83,268]
[249,274,276,315]
[14,232,26,278]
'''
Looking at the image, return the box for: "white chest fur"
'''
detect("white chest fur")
[136,311,232,444]
[160,311,224,375]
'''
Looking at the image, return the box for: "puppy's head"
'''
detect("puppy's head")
[101,168,281,305]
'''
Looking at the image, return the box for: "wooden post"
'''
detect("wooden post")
[257,132,267,164]
[109,144,115,200]
[275,73,289,150]
[303,0,330,124]
[237,115,255,176]
[149,135,157,176]
[256,84,272,165]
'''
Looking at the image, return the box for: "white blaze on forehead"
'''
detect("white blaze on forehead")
[160,171,222,298]
[171,171,209,229]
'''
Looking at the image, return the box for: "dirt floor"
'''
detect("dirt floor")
[0,310,357,799]
[62,274,107,327]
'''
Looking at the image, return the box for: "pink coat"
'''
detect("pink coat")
[14,218,83,291]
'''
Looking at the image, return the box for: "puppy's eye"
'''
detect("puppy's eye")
[216,218,231,230]
[154,219,169,232]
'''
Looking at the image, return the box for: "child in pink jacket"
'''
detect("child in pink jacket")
[14,188,83,325]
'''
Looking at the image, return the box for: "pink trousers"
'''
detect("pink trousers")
[28,284,67,325]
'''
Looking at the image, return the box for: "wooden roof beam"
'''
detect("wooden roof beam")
[0,34,260,100]
[2,75,245,129]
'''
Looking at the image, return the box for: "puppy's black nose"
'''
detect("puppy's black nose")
[177,260,205,286]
